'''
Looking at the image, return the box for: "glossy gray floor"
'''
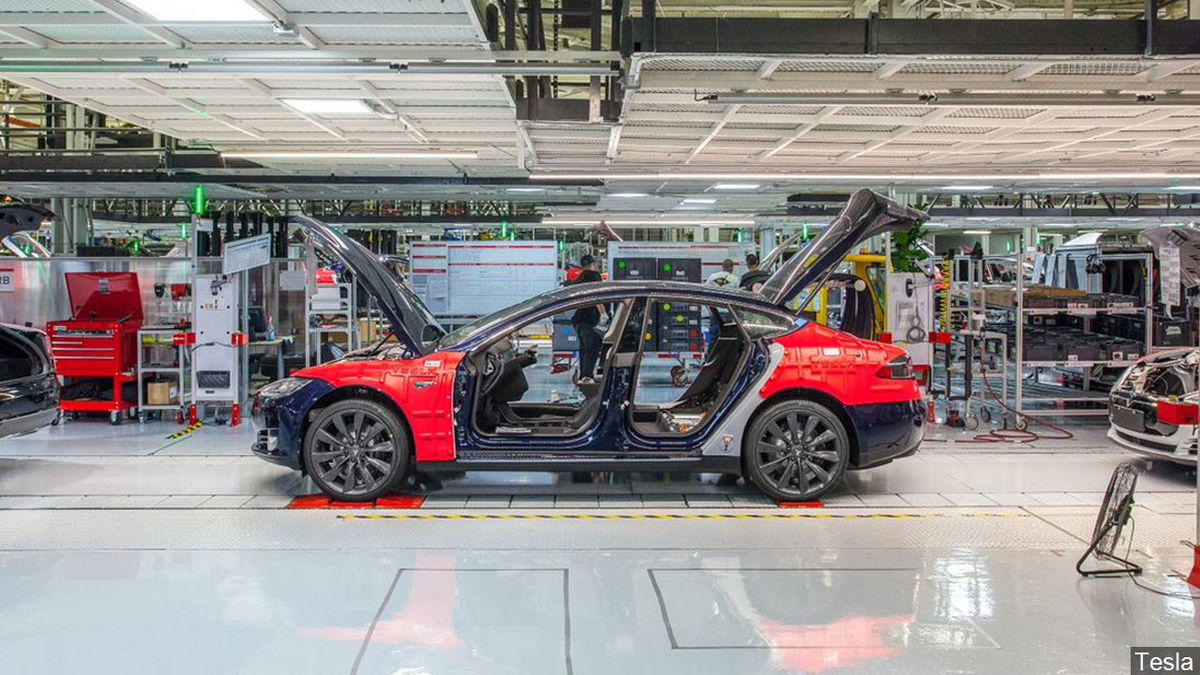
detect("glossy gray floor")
[0,417,1197,674]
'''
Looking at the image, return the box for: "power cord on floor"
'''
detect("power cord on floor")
[1122,518,1200,600]
[951,363,1075,444]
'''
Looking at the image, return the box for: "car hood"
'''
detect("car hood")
[759,189,928,307]
[0,203,56,241]
[291,215,445,356]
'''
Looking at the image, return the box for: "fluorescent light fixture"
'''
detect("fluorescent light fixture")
[121,0,269,21]
[963,230,991,235]
[609,192,650,198]
[712,183,761,190]
[682,198,717,204]
[942,185,994,191]
[281,98,372,115]
[222,151,477,160]
[505,187,545,193]
[923,223,949,228]
[1041,223,1076,228]
[1166,186,1200,191]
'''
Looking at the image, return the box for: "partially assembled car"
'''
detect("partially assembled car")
[251,189,928,502]
[1108,349,1198,465]
[0,323,59,439]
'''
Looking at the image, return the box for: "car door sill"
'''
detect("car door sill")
[417,455,741,473]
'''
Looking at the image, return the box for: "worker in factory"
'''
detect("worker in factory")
[706,258,740,287]
[739,253,770,292]
[570,254,608,383]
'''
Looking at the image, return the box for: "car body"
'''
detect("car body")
[1108,348,1198,465]
[252,189,928,501]
[0,323,60,439]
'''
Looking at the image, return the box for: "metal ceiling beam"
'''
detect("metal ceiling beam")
[85,0,187,48]
[0,27,59,49]
[0,12,474,28]
[686,105,740,164]
[760,105,843,159]
[0,60,618,77]
[0,171,588,186]
[638,69,1200,92]
[0,47,619,61]
[241,0,325,50]
[703,92,1200,106]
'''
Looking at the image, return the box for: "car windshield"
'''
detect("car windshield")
[435,295,547,349]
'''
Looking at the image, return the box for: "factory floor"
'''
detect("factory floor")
[0,416,1197,674]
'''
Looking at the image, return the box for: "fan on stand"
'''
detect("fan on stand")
[1076,461,1144,577]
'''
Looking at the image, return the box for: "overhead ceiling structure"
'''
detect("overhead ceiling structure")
[8,1,1200,229]
[530,53,1200,192]
[0,0,544,176]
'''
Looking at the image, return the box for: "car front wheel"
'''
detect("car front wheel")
[303,399,410,502]
[744,399,850,502]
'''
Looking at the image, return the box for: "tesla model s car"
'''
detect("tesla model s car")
[1108,348,1198,465]
[251,189,928,502]
[0,323,60,439]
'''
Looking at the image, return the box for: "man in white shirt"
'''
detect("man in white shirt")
[706,258,740,287]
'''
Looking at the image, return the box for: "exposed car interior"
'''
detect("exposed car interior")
[469,298,776,438]
[471,299,633,435]
[628,303,751,436]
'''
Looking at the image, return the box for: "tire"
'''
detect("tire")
[743,399,850,502]
[303,399,411,502]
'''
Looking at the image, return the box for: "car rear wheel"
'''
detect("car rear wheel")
[303,399,410,502]
[744,399,850,502]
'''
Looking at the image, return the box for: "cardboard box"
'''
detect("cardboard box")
[146,381,178,406]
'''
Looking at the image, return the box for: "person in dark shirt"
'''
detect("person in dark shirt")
[569,254,607,382]
[739,253,771,292]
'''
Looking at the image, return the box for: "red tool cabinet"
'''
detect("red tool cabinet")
[46,272,144,424]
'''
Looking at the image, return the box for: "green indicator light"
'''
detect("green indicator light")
[663,263,673,272]
[618,260,627,269]
[179,222,190,239]
[663,303,672,311]
[675,315,684,323]
[192,185,206,216]
[802,223,810,240]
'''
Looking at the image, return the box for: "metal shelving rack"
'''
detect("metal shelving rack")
[943,256,1012,427]
[136,328,191,423]
[305,280,359,367]
[1012,249,1154,420]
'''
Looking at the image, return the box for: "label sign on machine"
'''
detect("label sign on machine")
[222,233,272,275]
[0,268,13,292]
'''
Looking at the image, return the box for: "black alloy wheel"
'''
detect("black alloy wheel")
[302,399,410,501]
[744,399,850,502]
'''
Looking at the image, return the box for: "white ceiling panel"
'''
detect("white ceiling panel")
[308,25,481,45]
[30,24,157,43]
[282,0,461,10]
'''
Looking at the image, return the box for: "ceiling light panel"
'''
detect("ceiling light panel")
[281,99,373,115]
[121,0,270,21]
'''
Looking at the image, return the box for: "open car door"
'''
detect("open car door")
[758,189,927,310]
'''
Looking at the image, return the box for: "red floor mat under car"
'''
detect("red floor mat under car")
[286,494,426,509]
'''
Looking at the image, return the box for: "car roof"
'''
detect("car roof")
[541,279,786,311]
